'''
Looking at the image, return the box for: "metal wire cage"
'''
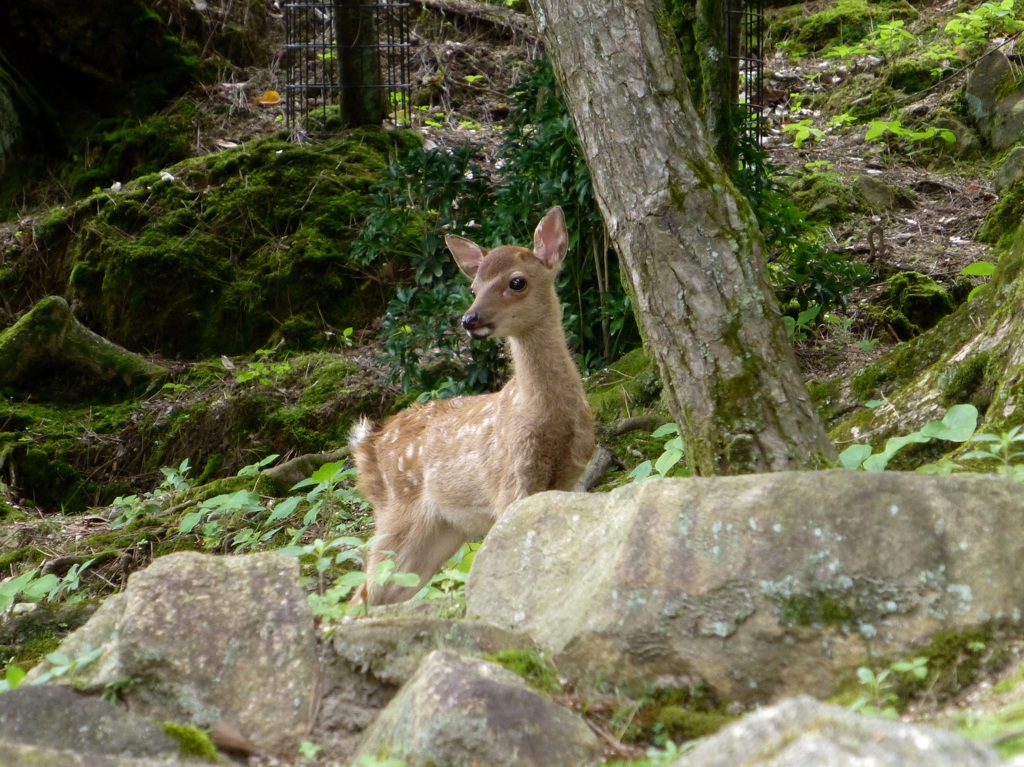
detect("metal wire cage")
[728,0,766,147]
[283,0,411,139]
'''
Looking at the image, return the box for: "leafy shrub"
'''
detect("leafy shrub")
[352,58,639,396]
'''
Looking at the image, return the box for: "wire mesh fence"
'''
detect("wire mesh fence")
[283,0,411,139]
[728,0,766,147]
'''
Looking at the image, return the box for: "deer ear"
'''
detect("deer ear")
[446,235,487,278]
[533,206,568,269]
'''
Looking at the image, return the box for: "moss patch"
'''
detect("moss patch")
[483,648,559,694]
[980,178,1024,252]
[586,348,662,422]
[791,171,859,223]
[889,59,938,94]
[0,601,97,667]
[37,129,421,359]
[793,0,917,53]
[161,723,219,763]
[938,351,995,409]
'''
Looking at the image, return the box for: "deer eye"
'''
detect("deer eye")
[509,276,526,291]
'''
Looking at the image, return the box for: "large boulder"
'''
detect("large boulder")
[671,695,1002,767]
[467,471,1024,704]
[27,552,317,755]
[352,650,603,767]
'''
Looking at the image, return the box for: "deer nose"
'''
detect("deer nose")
[462,312,480,331]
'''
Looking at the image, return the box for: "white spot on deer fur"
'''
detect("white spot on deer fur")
[398,457,405,472]
[405,445,415,459]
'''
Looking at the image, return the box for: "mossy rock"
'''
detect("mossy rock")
[889,58,938,94]
[0,601,98,667]
[585,347,662,423]
[653,706,735,742]
[791,171,859,223]
[161,723,219,763]
[794,0,917,53]
[483,648,559,694]
[870,271,954,341]
[0,295,167,402]
[35,129,423,359]
[67,110,195,197]
[938,350,996,410]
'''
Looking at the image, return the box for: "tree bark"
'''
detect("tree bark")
[533,0,835,473]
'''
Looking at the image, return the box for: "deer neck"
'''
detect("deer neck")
[505,302,583,414]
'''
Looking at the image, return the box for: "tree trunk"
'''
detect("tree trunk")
[533,0,835,474]
[337,0,386,127]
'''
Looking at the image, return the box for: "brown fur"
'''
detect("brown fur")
[350,207,595,605]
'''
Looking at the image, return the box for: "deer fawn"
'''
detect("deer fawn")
[350,206,595,605]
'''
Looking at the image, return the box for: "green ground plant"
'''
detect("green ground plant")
[838,403,978,471]
[864,119,956,158]
[944,0,1024,50]
[782,119,825,148]
[840,403,1024,479]
[852,656,929,717]
[628,423,687,481]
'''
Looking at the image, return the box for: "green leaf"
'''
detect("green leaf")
[389,572,422,588]
[179,510,204,534]
[864,121,891,141]
[651,423,680,438]
[838,444,873,470]
[655,448,684,477]
[265,496,301,525]
[863,432,929,471]
[3,666,26,690]
[45,652,71,668]
[919,404,978,442]
[959,261,996,277]
[202,489,263,513]
[309,460,348,484]
[237,454,279,477]
[628,460,654,482]
[21,573,60,601]
[797,305,821,326]
[334,571,368,589]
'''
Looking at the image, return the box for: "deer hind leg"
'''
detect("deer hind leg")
[363,510,468,606]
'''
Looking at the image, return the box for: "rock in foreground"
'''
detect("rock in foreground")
[28,551,317,755]
[468,471,1024,703]
[353,650,602,767]
[673,696,1002,767]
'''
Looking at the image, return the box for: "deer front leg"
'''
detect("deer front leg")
[362,512,468,606]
